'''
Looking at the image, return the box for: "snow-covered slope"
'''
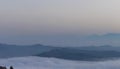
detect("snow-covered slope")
[0,56,120,69]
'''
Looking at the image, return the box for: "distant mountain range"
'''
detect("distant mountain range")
[87,33,120,40]
[42,33,120,46]
[0,43,120,61]
[38,47,120,61]
[78,33,120,46]
[0,43,55,58]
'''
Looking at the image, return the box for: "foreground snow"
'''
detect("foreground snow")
[0,56,120,69]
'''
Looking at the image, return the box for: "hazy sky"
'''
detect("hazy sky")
[0,0,120,45]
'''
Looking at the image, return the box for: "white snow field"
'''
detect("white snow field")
[0,56,120,69]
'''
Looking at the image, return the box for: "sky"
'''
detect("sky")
[0,0,120,46]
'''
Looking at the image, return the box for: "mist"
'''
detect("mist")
[0,56,120,69]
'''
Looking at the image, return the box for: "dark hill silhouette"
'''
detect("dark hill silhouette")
[0,66,6,69]
[37,48,120,61]
[0,43,55,58]
[1,43,120,61]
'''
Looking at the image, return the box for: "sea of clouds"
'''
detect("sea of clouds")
[0,56,120,69]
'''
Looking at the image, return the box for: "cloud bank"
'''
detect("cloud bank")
[0,56,120,69]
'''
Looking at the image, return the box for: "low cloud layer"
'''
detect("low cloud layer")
[0,56,120,69]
